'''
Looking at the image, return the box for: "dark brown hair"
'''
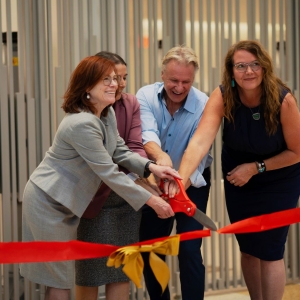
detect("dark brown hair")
[62,56,115,116]
[222,40,292,135]
[95,51,127,66]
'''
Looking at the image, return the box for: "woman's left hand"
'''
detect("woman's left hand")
[149,163,182,181]
[226,162,257,187]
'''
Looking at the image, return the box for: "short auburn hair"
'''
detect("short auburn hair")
[62,56,115,116]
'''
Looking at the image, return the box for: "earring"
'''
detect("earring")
[87,93,90,99]
[231,79,235,87]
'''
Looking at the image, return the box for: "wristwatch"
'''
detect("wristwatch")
[144,160,156,178]
[255,161,266,173]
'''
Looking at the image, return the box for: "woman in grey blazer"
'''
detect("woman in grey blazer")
[76,52,161,300]
[20,55,179,300]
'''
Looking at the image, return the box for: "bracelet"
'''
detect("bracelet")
[143,160,156,178]
[255,161,266,173]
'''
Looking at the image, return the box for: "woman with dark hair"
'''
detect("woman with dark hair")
[20,55,179,300]
[171,40,300,300]
[75,51,160,300]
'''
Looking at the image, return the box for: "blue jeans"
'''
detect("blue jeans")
[139,167,211,300]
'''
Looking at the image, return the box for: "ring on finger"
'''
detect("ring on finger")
[231,179,235,184]
[164,179,169,183]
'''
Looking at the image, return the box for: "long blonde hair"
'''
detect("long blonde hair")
[222,40,292,135]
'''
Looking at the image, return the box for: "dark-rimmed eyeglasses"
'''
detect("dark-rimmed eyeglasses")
[103,76,119,86]
[233,61,261,73]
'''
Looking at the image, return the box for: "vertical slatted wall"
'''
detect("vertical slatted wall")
[0,0,299,299]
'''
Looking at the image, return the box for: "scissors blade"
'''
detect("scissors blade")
[192,209,218,231]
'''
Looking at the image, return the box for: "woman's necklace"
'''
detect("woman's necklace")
[249,106,260,120]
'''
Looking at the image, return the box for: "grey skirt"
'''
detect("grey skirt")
[20,180,79,289]
[75,191,142,287]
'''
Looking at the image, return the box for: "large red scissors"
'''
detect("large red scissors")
[160,178,217,231]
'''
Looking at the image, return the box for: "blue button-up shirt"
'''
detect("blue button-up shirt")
[136,82,213,188]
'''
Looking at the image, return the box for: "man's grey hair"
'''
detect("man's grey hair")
[161,45,199,73]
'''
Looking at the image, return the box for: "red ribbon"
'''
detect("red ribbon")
[1,208,300,264]
[0,230,210,264]
[218,207,300,234]
[0,241,118,264]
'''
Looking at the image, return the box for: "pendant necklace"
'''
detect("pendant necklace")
[249,106,260,120]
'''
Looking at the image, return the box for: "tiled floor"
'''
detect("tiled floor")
[204,283,300,300]
[205,293,249,300]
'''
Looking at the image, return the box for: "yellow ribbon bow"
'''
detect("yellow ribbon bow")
[107,235,180,292]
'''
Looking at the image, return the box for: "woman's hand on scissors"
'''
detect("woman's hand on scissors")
[163,179,180,199]
[149,163,182,181]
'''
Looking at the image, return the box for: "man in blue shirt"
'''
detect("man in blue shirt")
[137,46,212,300]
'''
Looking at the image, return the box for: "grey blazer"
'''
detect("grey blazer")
[30,108,151,217]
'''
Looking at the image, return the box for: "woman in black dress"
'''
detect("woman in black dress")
[172,40,300,300]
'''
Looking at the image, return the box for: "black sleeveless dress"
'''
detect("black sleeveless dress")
[221,86,300,261]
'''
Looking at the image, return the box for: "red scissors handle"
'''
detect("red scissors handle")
[160,178,196,217]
